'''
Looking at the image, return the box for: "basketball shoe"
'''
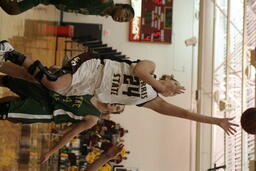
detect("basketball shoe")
[0,40,26,66]
[0,40,14,58]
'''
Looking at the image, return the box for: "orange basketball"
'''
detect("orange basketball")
[241,108,256,134]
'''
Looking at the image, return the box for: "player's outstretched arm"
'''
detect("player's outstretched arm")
[40,115,98,164]
[85,143,124,171]
[142,97,238,135]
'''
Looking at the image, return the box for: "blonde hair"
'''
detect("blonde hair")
[159,74,176,81]
[159,74,181,87]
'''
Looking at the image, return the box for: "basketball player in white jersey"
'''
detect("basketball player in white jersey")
[0,40,238,136]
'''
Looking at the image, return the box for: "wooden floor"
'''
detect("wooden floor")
[0,4,61,171]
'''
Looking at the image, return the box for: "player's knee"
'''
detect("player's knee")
[41,79,60,91]
[42,76,71,92]
[27,60,72,91]
[28,61,60,82]
[23,73,35,82]
[48,73,72,91]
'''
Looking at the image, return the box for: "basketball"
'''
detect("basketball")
[241,108,256,134]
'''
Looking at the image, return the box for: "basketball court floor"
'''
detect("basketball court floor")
[0,5,61,171]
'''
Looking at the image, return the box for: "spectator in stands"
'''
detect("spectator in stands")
[86,143,124,171]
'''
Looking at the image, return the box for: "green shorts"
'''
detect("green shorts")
[3,76,54,124]
[3,76,101,124]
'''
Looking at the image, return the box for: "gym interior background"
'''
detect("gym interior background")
[0,0,255,170]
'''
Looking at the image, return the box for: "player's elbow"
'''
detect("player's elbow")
[140,60,156,68]
[134,60,156,76]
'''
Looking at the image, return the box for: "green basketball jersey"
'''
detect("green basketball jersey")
[5,76,101,124]
[50,93,101,123]
[8,94,101,124]
[51,0,114,15]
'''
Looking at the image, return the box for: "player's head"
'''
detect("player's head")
[158,74,183,96]
[241,107,256,134]
[160,74,178,82]
[106,103,125,114]
[111,4,135,22]
[159,74,181,87]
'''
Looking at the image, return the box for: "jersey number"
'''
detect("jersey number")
[122,75,140,97]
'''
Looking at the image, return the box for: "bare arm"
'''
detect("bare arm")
[133,60,185,96]
[85,143,124,171]
[142,97,238,135]
[40,115,98,164]
[133,60,165,93]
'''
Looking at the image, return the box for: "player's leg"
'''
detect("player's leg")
[0,95,22,122]
[0,75,56,106]
[0,40,72,92]
[0,76,53,123]
[0,96,21,121]
[0,42,34,81]
[0,62,34,82]
[7,97,53,124]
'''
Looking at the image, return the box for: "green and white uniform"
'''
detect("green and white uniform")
[3,76,101,124]
[17,0,113,15]
[52,0,114,15]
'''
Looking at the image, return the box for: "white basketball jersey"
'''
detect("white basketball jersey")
[59,52,158,106]
[95,58,158,105]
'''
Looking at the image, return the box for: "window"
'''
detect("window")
[211,0,256,170]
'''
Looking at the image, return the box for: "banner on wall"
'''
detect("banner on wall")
[129,0,173,44]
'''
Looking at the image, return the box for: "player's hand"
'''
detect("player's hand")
[40,152,51,164]
[160,80,185,97]
[105,143,124,159]
[217,117,239,135]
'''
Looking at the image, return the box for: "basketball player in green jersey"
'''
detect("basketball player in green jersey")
[0,0,134,22]
[0,75,124,164]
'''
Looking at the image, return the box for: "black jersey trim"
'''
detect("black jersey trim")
[64,52,100,74]
[136,94,159,107]
[100,56,140,65]
[63,52,140,74]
